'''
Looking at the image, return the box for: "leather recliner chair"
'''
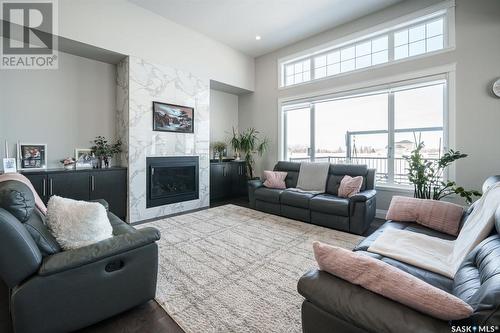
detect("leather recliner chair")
[0,180,161,333]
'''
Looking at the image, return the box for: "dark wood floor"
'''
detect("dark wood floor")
[0,198,383,333]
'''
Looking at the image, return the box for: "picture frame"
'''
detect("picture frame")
[2,158,17,173]
[17,143,47,170]
[75,148,94,169]
[153,101,194,133]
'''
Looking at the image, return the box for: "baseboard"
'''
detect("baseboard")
[376,209,387,220]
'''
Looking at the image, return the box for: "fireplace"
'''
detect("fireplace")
[146,156,199,208]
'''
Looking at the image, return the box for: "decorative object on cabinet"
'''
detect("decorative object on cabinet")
[90,136,122,168]
[60,157,76,170]
[153,101,194,133]
[212,141,227,162]
[2,140,16,173]
[17,142,47,170]
[75,148,94,168]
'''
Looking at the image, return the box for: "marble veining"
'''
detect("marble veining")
[118,56,210,223]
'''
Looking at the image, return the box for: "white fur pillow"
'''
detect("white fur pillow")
[46,196,113,250]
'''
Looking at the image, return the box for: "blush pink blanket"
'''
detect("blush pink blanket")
[0,173,47,215]
[313,241,473,320]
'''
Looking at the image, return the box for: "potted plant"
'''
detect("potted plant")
[404,138,481,204]
[231,128,268,179]
[212,141,227,162]
[91,136,122,168]
[230,127,241,160]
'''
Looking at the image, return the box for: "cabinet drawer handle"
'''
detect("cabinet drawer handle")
[49,178,53,196]
[42,179,46,196]
[91,176,95,191]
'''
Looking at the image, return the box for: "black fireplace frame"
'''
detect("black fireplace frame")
[146,156,199,208]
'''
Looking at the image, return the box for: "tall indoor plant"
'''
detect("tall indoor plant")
[230,127,268,179]
[404,139,480,204]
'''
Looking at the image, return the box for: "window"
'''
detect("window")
[282,79,446,185]
[394,18,444,60]
[280,4,453,88]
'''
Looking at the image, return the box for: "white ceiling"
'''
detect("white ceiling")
[129,0,403,57]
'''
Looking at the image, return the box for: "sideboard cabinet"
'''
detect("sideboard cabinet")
[21,167,127,220]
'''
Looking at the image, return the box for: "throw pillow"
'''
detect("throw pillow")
[263,170,287,189]
[386,196,464,236]
[46,196,113,250]
[313,241,473,320]
[338,175,363,198]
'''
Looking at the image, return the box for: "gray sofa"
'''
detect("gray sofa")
[298,176,500,332]
[0,180,160,333]
[248,162,377,235]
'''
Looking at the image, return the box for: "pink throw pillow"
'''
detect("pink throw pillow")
[338,175,363,198]
[386,196,464,236]
[313,241,473,320]
[263,171,287,189]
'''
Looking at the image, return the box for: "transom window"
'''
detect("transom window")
[281,79,447,186]
[279,8,452,88]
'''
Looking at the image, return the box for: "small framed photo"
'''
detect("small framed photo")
[75,148,94,169]
[2,158,17,173]
[17,143,47,170]
[153,101,194,133]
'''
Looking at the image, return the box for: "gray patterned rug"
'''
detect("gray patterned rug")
[140,204,363,333]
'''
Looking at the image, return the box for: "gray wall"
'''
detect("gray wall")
[0,51,117,169]
[210,89,239,156]
[238,0,500,211]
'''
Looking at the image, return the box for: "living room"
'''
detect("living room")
[0,0,499,332]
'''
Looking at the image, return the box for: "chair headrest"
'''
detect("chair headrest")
[0,180,35,222]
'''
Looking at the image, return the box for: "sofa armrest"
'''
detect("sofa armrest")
[248,179,264,208]
[298,269,450,333]
[350,189,376,203]
[39,227,160,276]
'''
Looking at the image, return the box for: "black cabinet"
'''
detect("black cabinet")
[210,161,247,203]
[22,167,127,220]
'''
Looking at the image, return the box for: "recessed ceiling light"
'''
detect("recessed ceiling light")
[255,35,261,40]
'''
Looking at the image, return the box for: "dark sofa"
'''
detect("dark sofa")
[298,176,500,332]
[0,180,161,333]
[248,162,377,235]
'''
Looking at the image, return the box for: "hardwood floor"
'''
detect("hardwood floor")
[0,198,382,332]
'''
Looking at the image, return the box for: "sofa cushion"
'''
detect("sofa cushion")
[274,161,300,188]
[254,187,284,204]
[326,164,368,195]
[310,194,349,217]
[280,190,316,208]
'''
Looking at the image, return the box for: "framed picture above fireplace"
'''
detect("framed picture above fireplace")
[153,101,194,133]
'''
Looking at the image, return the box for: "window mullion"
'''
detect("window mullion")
[310,104,315,162]
[388,32,395,61]
[387,93,395,183]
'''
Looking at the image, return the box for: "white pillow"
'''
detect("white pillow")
[46,196,113,250]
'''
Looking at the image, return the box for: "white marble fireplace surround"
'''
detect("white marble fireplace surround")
[117,56,210,223]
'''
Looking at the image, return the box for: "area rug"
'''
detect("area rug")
[139,204,363,333]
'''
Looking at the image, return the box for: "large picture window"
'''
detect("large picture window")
[282,79,446,185]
